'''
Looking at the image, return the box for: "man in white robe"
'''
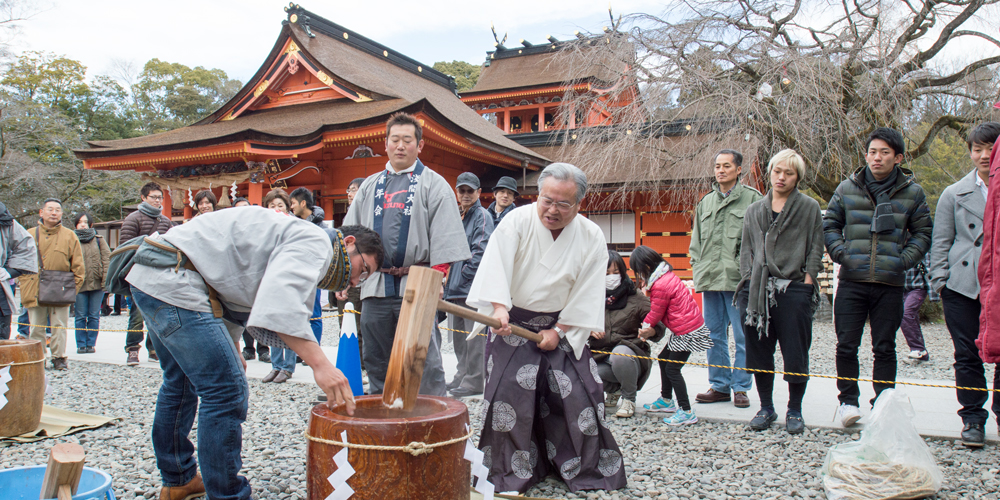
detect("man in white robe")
[341,112,470,396]
[466,163,626,493]
[126,208,382,500]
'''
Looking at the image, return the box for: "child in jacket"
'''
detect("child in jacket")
[631,245,713,425]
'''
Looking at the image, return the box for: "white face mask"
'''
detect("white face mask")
[605,274,622,290]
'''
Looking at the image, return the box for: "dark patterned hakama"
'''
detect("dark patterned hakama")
[479,307,627,493]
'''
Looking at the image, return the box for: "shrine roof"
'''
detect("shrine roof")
[77,6,547,167]
[465,34,631,95]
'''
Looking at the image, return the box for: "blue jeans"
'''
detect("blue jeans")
[17,308,29,337]
[74,290,103,348]
[270,347,297,373]
[702,291,752,393]
[131,287,251,500]
[311,290,323,344]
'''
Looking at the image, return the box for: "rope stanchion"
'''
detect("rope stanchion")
[303,428,475,457]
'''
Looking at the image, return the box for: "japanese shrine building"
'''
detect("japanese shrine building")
[74,5,548,224]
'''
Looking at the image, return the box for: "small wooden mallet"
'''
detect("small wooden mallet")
[39,443,86,500]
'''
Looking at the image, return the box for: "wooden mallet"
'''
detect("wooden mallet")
[39,443,85,500]
[381,267,543,411]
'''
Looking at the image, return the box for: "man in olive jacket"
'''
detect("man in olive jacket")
[19,198,85,370]
[824,127,932,426]
[689,149,762,408]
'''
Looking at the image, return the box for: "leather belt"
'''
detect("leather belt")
[380,263,430,277]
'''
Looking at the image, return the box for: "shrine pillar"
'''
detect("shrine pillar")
[248,183,264,206]
[162,189,173,219]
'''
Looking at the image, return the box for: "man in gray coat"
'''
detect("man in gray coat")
[929,122,1000,447]
[0,201,37,340]
[342,113,471,396]
[444,172,494,398]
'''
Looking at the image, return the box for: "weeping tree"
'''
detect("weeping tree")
[554,0,1000,204]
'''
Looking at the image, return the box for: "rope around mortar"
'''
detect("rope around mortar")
[303,427,476,457]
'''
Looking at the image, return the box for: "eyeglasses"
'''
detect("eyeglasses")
[357,256,372,284]
[346,187,358,194]
[538,195,576,212]
[146,195,164,201]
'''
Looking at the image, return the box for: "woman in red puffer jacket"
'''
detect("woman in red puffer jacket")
[631,245,712,426]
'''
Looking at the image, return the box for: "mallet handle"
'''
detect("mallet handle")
[437,300,544,343]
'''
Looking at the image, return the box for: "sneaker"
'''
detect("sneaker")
[837,403,862,427]
[258,350,271,363]
[87,346,96,354]
[961,422,985,448]
[643,397,677,413]
[126,348,140,366]
[242,349,255,361]
[52,357,68,371]
[663,409,698,426]
[616,399,636,418]
[77,347,87,354]
[273,370,292,383]
[695,388,731,403]
[148,350,159,362]
[748,409,777,431]
[605,391,621,408]
[786,410,805,434]
[908,350,929,361]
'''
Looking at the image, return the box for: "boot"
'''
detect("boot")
[159,473,205,500]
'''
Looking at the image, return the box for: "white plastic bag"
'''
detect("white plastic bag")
[821,389,943,500]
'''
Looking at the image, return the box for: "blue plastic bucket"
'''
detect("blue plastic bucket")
[0,465,115,500]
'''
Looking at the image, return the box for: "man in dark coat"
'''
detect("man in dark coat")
[120,181,174,365]
[488,176,518,226]
[824,127,932,426]
[444,172,494,397]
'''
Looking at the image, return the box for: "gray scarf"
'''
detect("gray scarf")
[75,228,97,243]
[740,189,820,337]
[138,201,162,219]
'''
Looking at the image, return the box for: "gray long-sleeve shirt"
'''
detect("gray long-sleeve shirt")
[126,207,332,343]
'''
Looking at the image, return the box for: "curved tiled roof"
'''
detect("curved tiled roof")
[77,7,547,167]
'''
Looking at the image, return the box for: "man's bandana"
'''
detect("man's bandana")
[318,229,353,291]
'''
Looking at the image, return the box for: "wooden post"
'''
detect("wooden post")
[39,443,85,499]
[248,182,264,206]
[382,266,444,411]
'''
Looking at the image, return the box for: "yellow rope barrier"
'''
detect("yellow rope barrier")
[302,428,475,457]
[13,310,998,394]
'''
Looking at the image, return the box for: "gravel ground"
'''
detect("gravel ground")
[2,312,996,499]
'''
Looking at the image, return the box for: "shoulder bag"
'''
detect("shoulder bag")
[35,226,77,305]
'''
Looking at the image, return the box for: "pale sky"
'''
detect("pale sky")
[12,0,666,84]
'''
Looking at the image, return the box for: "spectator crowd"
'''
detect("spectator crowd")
[3,113,1000,499]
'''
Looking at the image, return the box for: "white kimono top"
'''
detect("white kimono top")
[343,161,471,299]
[466,204,607,359]
[126,207,331,343]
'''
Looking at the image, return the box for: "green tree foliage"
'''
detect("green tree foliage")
[133,59,241,133]
[432,60,481,93]
[907,126,974,212]
[0,51,241,224]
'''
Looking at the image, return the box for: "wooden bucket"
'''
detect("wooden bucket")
[306,395,471,500]
[0,339,46,437]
